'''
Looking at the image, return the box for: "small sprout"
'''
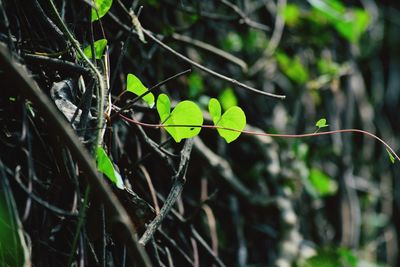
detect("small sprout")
[315,118,329,129]
[386,149,396,164]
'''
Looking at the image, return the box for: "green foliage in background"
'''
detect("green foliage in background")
[308,0,370,43]
[276,52,309,85]
[218,87,238,111]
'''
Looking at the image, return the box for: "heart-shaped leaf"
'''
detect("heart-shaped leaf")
[91,0,113,22]
[209,98,246,143]
[156,93,171,122]
[96,147,124,189]
[126,74,155,107]
[208,98,221,124]
[157,94,203,142]
[83,39,107,60]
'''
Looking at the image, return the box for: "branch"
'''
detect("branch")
[107,11,286,100]
[219,0,270,32]
[111,69,192,119]
[194,138,276,207]
[23,53,90,75]
[46,0,106,149]
[0,43,152,267]
[139,139,194,245]
[171,33,248,72]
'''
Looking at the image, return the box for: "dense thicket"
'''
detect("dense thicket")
[0,0,399,266]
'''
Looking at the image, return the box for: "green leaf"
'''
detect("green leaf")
[308,0,346,22]
[309,0,369,43]
[126,74,155,107]
[156,93,171,122]
[282,4,301,26]
[96,147,124,189]
[218,87,238,111]
[334,8,369,43]
[91,0,113,22]
[315,118,328,128]
[216,107,246,143]
[317,58,340,76]
[303,249,343,267]
[83,39,107,60]
[187,73,204,98]
[222,32,243,52]
[209,99,246,143]
[208,98,221,125]
[338,248,358,267]
[386,149,396,164]
[276,52,309,85]
[160,98,203,143]
[309,168,337,197]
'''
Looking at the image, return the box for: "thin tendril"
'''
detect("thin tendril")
[118,114,400,162]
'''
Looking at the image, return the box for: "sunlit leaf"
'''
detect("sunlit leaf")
[208,98,246,143]
[91,0,113,22]
[156,93,171,122]
[208,98,221,125]
[158,97,203,143]
[96,147,124,189]
[315,118,328,128]
[218,87,238,111]
[216,106,246,143]
[126,74,155,107]
[83,39,107,60]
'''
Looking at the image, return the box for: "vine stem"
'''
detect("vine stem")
[118,114,400,163]
[47,0,106,150]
